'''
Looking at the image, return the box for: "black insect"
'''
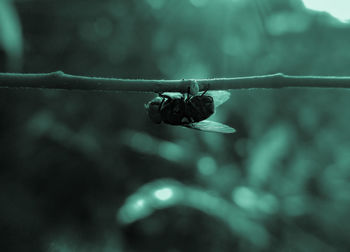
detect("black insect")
[145,89,235,133]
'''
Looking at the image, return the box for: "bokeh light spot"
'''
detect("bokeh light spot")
[130,132,155,153]
[134,199,145,210]
[197,156,217,175]
[232,186,257,210]
[158,141,184,161]
[154,187,173,201]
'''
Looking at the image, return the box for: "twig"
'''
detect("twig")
[1,71,350,93]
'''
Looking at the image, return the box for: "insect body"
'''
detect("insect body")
[159,91,214,125]
[145,90,235,134]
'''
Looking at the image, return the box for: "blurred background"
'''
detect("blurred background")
[1,0,350,251]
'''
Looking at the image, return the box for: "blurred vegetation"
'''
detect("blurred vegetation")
[1,0,350,251]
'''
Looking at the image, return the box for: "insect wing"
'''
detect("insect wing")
[205,90,231,108]
[185,120,236,134]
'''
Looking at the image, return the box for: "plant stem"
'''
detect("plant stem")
[1,71,350,93]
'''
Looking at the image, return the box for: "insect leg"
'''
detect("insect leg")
[158,92,172,99]
[200,88,209,97]
[158,96,167,111]
[185,87,191,101]
[158,93,173,110]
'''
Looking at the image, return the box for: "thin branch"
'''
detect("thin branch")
[1,71,350,93]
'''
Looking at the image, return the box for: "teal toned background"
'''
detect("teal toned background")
[1,0,350,251]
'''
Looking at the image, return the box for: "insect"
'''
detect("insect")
[145,89,236,134]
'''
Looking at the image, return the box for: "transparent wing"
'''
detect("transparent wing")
[185,120,236,134]
[204,90,231,108]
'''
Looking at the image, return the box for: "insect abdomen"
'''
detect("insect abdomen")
[186,96,214,122]
[160,99,186,125]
